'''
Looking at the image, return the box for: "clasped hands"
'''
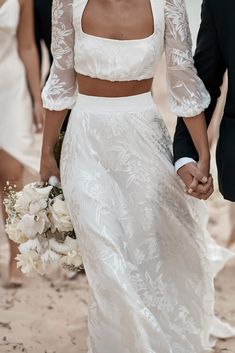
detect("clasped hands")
[177,161,214,200]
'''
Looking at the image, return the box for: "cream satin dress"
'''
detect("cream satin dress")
[0,0,40,172]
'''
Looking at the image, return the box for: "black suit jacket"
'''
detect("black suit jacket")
[173,0,235,201]
[34,0,53,69]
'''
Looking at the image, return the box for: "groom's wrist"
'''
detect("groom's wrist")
[175,157,197,173]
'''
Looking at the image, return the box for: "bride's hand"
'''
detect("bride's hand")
[188,158,214,200]
[40,151,60,183]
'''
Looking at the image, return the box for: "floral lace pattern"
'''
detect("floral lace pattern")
[42,0,210,116]
[164,0,210,116]
[42,0,77,110]
[59,94,219,353]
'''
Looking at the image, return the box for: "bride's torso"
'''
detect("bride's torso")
[71,0,165,96]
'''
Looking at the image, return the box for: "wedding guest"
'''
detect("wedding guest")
[0,0,43,288]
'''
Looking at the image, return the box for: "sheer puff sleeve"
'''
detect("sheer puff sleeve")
[164,0,210,117]
[42,0,77,111]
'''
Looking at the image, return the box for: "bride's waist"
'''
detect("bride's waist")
[73,91,156,113]
[76,74,153,98]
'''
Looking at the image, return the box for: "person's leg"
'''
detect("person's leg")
[227,202,235,247]
[0,150,24,286]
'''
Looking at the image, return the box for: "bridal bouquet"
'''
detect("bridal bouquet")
[4,178,83,276]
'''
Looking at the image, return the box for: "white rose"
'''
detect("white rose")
[5,222,28,244]
[29,199,48,215]
[60,237,83,268]
[19,238,43,254]
[18,214,48,238]
[49,176,61,188]
[14,190,31,214]
[50,196,73,232]
[15,183,50,215]
[35,185,53,198]
[49,238,70,255]
[61,251,83,268]
[40,249,61,263]
[16,251,44,276]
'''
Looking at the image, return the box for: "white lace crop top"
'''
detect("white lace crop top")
[42,0,210,117]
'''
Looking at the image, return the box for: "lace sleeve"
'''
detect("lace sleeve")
[164,0,210,117]
[42,0,77,111]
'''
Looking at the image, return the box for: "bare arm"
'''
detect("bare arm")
[40,0,77,182]
[183,112,210,169]
[40,110,67,182]
[182,112,211,195]
[17,0,43,132]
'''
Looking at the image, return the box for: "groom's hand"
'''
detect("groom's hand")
[177,162,214,200]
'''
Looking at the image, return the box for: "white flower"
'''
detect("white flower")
[49,238,70,255]
[50,196,73,232]
[41,249,61,263]
[49,176,61,188]
[29,199,48,215]
[35,185,53,198]
[14,191,30,214]
[18,214,48,238]
[5,222,28,244]
[16,251,44,276]
[19,238,43,254]
[60,237,83,268]
[15,183,51,216]
[61,250,83,268]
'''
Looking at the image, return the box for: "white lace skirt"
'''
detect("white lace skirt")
[60,92,234,353]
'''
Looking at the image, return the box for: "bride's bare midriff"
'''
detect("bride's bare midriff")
[77,74,153,97]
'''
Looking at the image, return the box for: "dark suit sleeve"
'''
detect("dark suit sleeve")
[173,0,226,163]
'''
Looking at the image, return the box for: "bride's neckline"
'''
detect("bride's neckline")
[80,0,155,43]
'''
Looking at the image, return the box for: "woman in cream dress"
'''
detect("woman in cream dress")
[41,0,234,351]
[0,0,43,286]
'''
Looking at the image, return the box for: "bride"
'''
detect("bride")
[40,0,234,352]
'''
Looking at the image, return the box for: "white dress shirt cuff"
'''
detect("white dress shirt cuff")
[175,157,197,173]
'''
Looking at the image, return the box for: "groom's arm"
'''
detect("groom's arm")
[173,0,226,164]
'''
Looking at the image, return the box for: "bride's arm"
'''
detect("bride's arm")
[40,110,67,182]
[164,0,211,194]
[40,0,77,181]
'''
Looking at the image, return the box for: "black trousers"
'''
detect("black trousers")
[216,115,235,201]
[34,0,53,68]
